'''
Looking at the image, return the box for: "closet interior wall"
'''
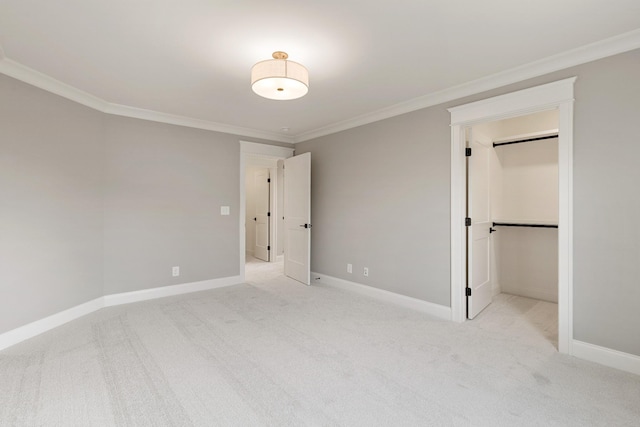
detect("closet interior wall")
[473,110,560,303]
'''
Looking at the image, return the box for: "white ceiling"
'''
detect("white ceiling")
[1,1,639,143]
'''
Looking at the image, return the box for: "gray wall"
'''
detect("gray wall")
[103,116,240,294]
[297,49,640,356]
[0,76,105,333]
[296,110,452,304]
[0,73,289,335]
[570,51,640,356]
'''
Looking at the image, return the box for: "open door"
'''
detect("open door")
[467,131,493,318]
[253,169,270,261]
[284,153,311,285]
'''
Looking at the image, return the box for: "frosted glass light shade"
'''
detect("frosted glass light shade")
[251,54,309,100]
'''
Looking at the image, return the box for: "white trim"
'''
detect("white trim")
[499,287,558,304]
[0,276,242,351]
[0,57,108,112]
[312,272,452,321]
[3,30,640,144]
[105,103,294,143]
[294,29,640,142]
[0,58,294,143]
[241,141,294,158]
[573,340,640,376]
[450,123,467,323]
[448,77,575,355]
[557,101,574,355]
[239,141,294,281]
[103,276,241,307]
[0,297,104,351]
[449,79,574,125]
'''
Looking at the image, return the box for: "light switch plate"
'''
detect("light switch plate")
[220,206,230,215]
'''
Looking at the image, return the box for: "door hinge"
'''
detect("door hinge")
[466,288,472,296]
[465,217,471,226]
[466,147,472,157]
[267,178,271,183]
[267,212,271,217]
[267,246,270,251]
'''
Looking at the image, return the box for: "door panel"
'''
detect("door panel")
[284,153,311,285]
[254,169,270,261]
[468,132,493,319]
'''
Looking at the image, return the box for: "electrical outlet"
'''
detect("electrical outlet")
[172,266,180,277]
[363,267,369,277]
[347,263,353,273]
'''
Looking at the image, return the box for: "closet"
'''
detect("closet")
[470,109,559,312]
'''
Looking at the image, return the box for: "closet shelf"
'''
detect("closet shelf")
[492,221,558,229]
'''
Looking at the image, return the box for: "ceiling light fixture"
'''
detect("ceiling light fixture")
[251,51,309,100]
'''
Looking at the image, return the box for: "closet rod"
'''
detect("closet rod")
[493,222,558,229]
[493,134,558,147]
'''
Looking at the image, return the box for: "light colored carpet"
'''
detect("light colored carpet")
[245,253,284,283]
[1,270,638,426]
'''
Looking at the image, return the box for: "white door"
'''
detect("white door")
[254,169,270,261]
[284,153,311,285]
[467,132,493,318]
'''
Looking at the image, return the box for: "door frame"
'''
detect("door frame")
[239,141,294,282]
[448,77,576,354]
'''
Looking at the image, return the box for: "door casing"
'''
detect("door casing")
[449,77,576,354]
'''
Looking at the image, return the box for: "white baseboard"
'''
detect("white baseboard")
[0,297,104,351]
[0,275,242,351]
[501,285,558,304]
[492,283,501,297]
[312,272,451,321]
[572,340,640,376]
[103,275,242,307]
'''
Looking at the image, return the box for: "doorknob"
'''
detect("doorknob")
[299,223,312,228]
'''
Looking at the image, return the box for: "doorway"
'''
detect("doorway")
[466,110,560,347]
[449,78,576,355]
[240,142,294,283]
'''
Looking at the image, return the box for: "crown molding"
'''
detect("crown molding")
[0,57,295,143]
[2,28,639,145]
[104,103,295,143]
[0,57,109,111]
[293,28,640,143]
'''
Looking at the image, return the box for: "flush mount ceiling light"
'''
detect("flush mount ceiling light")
[251,51,309,100]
